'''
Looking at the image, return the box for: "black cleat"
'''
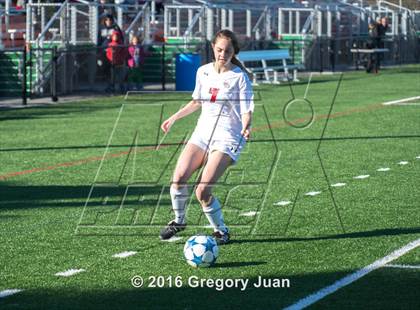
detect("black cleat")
[159,220,186,240]
[212,230,230,245]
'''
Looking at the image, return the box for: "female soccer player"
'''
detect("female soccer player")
[159,29,254,244]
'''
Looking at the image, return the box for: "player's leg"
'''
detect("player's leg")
[195,150,233,244]
[171,142,208,224]
[160,143,207,240]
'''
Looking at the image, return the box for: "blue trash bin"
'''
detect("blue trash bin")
[175,53,201,91]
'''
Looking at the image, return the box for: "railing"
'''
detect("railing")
[337,0,371,14]
[29,47,57,96]
[182,5,206,41]
[278,7,314,36]
[252,6,269,40]
[33,1,68,48]
[27,1,67,94]
[26,2,154,46]
[164,4,203,38]
[301,11,315,35]
[125,2,150,37]
[377,0,413,14]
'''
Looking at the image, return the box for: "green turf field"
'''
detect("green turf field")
[1,66,419,309]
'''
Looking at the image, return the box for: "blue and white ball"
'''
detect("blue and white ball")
[183,235,219,268]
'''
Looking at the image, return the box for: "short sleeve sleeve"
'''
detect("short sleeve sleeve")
[192,68,202,101]
[239,73,254,115]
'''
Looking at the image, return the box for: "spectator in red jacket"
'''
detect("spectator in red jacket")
[106,31,126,65]
[106,31,128,93]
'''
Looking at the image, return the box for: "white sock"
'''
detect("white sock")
[170,185,189,224]
[202,197,228,233]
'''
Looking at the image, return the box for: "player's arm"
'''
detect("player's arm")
[241,111,252,140]
[161,100,201,133]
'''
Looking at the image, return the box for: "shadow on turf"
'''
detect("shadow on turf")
[0,214,23,220]
[1,269,419,310]
[1,184,420,241]
[231,227,420,243]
[215,261,267,268]
[0,142,181,153]
[0,184,169,209]
[0,103,120,121]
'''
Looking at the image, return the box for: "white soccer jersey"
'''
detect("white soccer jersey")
[191,62,254,141]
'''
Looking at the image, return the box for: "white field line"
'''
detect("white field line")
[377,167,390,172]
[331,183,346,187]
[240,211,259,217]
[353,175,370,179]
[384,264,420,270]
[305,191,321,197]
[113,251,137,258]
[398,161,409,165]
[304,73,313,99]
[161,236,183,243]
[55,269,86,277]
[284,238,420,310]
[273,201,291,206]
[381,96,420,106]
[0,289,23,298]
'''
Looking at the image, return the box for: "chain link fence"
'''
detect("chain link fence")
[1,35,419,104]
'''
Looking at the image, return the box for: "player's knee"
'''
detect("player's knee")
[195,184,211,205]
[172,175,188,189]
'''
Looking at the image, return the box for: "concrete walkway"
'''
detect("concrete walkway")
[0,94,110,109]
[0,83,177,109]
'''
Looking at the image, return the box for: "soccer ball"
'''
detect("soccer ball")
[183,235,219,268]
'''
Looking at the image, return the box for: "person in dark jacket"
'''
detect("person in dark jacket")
[98,14,124,48]
[366,22,379,73]
[375,17,389,70]
[97,14,124,91]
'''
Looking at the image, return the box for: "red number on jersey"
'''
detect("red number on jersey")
[209,87,220,103]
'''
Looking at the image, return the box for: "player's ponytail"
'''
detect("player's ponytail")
[212,29,252,80]
[230,55,252,80]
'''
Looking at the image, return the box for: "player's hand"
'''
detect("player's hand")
[161,117,175,133]
[241,127,251,140]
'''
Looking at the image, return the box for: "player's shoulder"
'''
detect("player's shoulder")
[230,65,248,79]
[197,63,213,77]
[230,65,251,85]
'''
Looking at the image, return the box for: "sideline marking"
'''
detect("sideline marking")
[284,238,420,310]
[273,201,291,206]
[55,269,86,277]
[113,251,137,258]
[398,161,408,165]
[331,183,346,187]
[0,289,23,298]
[377,167,390,172]
[240,211,259,217]
[381,96,420,106]
[353,175,370,179]
[161,236,183,243]
[305,191,321,197]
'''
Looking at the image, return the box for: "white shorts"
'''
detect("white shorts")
[188,129,246,163]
